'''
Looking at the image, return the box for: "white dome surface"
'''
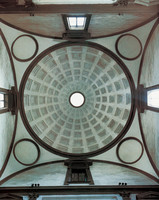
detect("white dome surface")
[23,44,132,155]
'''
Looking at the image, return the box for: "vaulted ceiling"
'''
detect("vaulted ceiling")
[0,0,159,199]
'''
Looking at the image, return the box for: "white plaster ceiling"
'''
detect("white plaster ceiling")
[0,31,16,177]
[0,5,159,189]
[22,44,132,155]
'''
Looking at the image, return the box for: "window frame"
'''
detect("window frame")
[64,160,94,185]
[0,87,16,115]
[138,84,159,113]
[67,16,86,30]
[146,85,159,112]
[62,14,91,32]
[0,93,5,108]
[0,88,10,114]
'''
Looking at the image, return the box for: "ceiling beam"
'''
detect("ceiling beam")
[0,4,159,14]
[0,185,159,195]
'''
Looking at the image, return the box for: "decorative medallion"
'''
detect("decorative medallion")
[11,35,38,62]
[116,137,144,164]
[115,34,142,60]
[13,139,40,166]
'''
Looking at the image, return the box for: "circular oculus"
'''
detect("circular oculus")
[69,92,85,108]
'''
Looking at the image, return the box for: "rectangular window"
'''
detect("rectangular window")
[0,87,16,115]
[71,168,88,183]
[64,160,94,185]
[67,17,86,30]
[0,93,5,108]
[147,89,159,108]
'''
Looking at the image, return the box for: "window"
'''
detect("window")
[147,89,159,108]
[0,92,8,114]
[67,17,86,30]
[63,15,91,32]
[0,87,16,115]
[0,93,5,108]
[62,15,91,39]
[138,84,159,113]
[64,160,94,185]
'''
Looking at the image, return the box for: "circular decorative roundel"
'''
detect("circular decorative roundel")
[115,34,142,61]
[13,139,40,166]
[116,137,144,164]
[11,35,38,62]
[20,42,135,158]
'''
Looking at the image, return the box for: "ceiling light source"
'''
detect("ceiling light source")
[69,92,85,107]
[67,17,86,30]
[62,15,91,40]
[0,94,4,108]
[63,15,91,32]
[147,89,159,108]
[32,0,117,4]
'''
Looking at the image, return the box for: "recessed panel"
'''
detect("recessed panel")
[117,137,143,164]
[2,163,66,186]
[11,35,38,62]
[116,34,142,60]
[13,139,40,166]
[91,162,157,185]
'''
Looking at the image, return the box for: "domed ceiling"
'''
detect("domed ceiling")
[0,3,159,194]
[20,43,134,157]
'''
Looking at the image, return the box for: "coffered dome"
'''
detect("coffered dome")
[20,42,135,157]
